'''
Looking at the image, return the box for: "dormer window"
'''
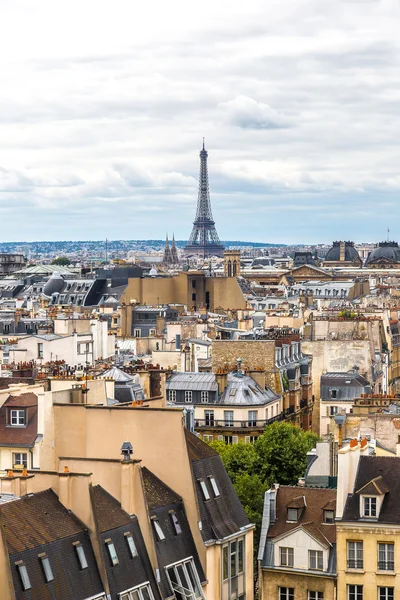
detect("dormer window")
[363,496,377,518]
[15,561,31,590]
[10,409,25,426]
[324,510,335,524]
[287,508,298,522]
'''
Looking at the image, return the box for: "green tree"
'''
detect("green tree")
[51,257,71,266]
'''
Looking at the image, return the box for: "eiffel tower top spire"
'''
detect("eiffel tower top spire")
[184,141,224,257]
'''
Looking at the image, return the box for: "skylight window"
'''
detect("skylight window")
[73,542,88,569]
[199,480,210,501]
[16,562,31,591]
[209,476,220,498]
[125,533,138,558]
[153,519,165,541]
[171,512,182,535]
[39,554,54,582]
[105,539,119,566]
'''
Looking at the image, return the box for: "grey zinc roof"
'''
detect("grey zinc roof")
[102,366,135,382]
[321,372,371,387]
[218,373,280,406]
[166,373,218,392]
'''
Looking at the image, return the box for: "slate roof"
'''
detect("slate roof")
[218,373,279,406]
[321,372,371,388]
[90,485,133,532]
[356,475,389,495]
[267,486,336,545]
[0,489,84,554]
[342,456,400,522]
[141,467,181,510]
[0,393,38,447]
[185,430,250,542]
[166,373,218,392]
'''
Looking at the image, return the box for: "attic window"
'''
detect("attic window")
[170,512,182,535]
[39,553,54,582]
[363,496,377,518]
[199,480,210,501]
[10,409,25,426]
[105,539,119,566]
[324,510,335,524]
[287,508,298,522]
[208,476,220,498]
[15,561,31,591]
[73,542,88,569]
[124,533,138,558]
[153,519,166,541]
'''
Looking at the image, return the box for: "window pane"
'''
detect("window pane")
[209,477,220,498]
[41,557,54,582]
[126,535,138,558]
[231,541,237,577]
[177,565,190,591]
[223,545,229,580]
[199,481,210,501]
[140,587,151,600]
[18,565,31,591]
[238,539,244,574]
[76,544,88,569]
[153,520,165,541]
[106,541,119,566]
[171,513,182,535]
[186,560,202,599]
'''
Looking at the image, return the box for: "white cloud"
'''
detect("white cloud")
[220,96,291,130]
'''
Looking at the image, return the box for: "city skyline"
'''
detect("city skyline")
[1,0,400,243]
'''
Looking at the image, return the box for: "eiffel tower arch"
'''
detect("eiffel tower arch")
[184,141,224,258]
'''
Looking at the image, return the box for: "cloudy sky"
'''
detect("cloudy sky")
[0,0,399,243]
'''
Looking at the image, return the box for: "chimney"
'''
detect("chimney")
[175,334,181,351]
[246,370,265,389]
[120,442,135,515]
[215,372,228,395]
[71,384,83,404]
[340,241,345,262]
[336,440,360,519]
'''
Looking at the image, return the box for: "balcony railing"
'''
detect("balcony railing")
[195,407,296,430]
[378,561,394,571]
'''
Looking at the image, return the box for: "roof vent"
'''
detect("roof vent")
[121,441,133,461]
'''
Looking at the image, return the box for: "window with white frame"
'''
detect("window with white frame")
[329,406,338,416]
[13,452,28,468]
[15,561,31,591]
[222,538,245,600]
[37,343,44,358]
[199,480,210,501]
[166,558,204,600]
[347,585,363,600]
[209,476,220,498]
[378,543,394,571]
[202,434,213,442]
[168,390,176,402]
[124,533,138,558]
[224,410,234,426]
[119,582,155,600]
[287,508,298,522]
[185,391,193,403]
[379,588,394,600]
[152,519,165,541]
[308,593,323,600]
[279,588,294,600]
[39,554,54,582]
[248,410,258,426]
[309,550,323,570]
[200,391,209,403]
[347,541,363,569]
[105,539,119,566]
[204,410,214,426]
[10,409,25,426]
[73,542,88,569]
[363,496,377,517]
[280,546,294,567]
[324,510,335,524]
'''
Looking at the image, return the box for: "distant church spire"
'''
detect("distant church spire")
[163,233,172,263]
[171,233,179,263]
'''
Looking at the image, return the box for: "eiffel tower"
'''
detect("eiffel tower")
[184,140,224,257]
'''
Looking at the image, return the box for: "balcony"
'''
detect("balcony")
[194,407,295,430]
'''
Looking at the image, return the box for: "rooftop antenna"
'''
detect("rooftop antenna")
[203,136,205,150]
[387,228,390,242]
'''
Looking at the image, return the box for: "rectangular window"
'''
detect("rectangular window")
[125,533,138,558]
[199,480,210,500]
[209,476,220,498]
[224,410,234,426]
[329,406,338,416]
[378,543,394,571]
[330,390,337,398]
[379,588,394,600]
[230,541,237,577]
[120,583,155,600]
[10,409,25,426]
[185,391,193,403]
[347,541,363,569]
[248,410,258,426]
[38,342,43,358]
[287,508,298,522]
[134,329,141,338]
[347,585,363,600]
[204,410,214,426]
[73,542,88,569]
[308,593,324,600]
[153,519,165,541]
[192,293,196,301]
[279,588,294,600]
[105,539,119,566]
[16,562,31,591]
[168,390,176,402]
[363,496,377,517]
[39,555,54,582]
[202,434,213,442]
[170,512,182,535]
[223,545,229,580]
[200,391,209,403]
[324,510,335,524]
[166,558,204,600]
[238,539,244,574]
[280,546,294,567]
[309,550,323,570]
[13,452,28,468]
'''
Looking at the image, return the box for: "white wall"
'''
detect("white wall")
[274,528,329,571]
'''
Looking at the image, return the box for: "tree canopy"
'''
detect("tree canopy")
[209,422,319,536]
[51,257,71,266]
